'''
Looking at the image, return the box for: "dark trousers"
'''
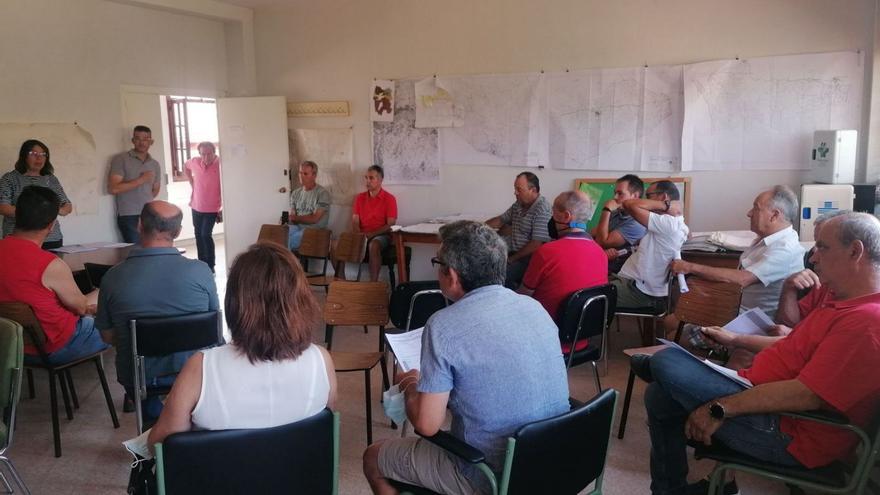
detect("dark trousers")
[116,215,140,244]
[192,209,217,271]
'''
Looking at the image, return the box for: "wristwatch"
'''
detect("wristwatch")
[709,402,726,420]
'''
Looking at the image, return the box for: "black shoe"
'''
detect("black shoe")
[630,354,654,383]
[686,478,739,495]
[123,394,135,413]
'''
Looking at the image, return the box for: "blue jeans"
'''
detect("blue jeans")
[124,375,177,421]
[116,215,140,244]
[25,317,110,366]
[646,348,801,495]
[192,209,217,271]
[288,223,306,250]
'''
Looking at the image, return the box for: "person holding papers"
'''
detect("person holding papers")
[363,221,569,495]
[637,212,880,495]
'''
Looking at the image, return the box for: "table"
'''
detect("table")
[680,249,741,269]
[392,231,440,284]
[57,246,133,272]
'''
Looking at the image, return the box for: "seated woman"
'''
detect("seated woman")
[148,242,337,446]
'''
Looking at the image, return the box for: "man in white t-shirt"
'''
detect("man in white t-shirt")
[611,180,689,310]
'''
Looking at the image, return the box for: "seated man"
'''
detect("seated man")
[610,180,688,310]
[287,160,331,251]
[337,165,397,281]
[0,186,107,364]
[486,172,552,288]
[671,185,803,320]
[591,174,647,272]
[96,201,219,418]
[363,221,570,495]
[639,212,880,495]
[519,190,607,323]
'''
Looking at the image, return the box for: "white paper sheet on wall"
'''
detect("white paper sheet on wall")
[289,128,355,205]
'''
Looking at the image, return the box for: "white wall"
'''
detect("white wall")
[253,0,874,239]
[0,0,228,244]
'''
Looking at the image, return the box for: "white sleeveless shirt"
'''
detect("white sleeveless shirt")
[191,343,330,431]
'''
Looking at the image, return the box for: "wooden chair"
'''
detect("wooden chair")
[0,303,119,457]
[329,351,384,444]
[295,228,332,286]
[311,232,367,290]
[257,224,289,248]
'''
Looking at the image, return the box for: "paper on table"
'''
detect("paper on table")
[657,338,753,389]
[385,328,424,372]
[51,245,99,254]
[723,308,774,336]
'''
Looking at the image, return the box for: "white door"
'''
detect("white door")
[120,91,170,201]
[217,96,290,268]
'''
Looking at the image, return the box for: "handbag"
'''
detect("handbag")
[127,455,157,495]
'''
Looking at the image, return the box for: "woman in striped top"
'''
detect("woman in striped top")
[0,139,72,249]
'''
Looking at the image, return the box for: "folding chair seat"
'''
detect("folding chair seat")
[556,284,616,394]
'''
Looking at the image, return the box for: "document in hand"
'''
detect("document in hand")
[723,308,775,336]
[385,328,424,372]
[657,338,753,389]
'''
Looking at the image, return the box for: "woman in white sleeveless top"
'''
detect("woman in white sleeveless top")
[148,242,337,446]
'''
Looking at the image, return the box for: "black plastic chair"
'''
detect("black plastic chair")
[388,281,449,331]
[556,284,617,393]
[130,311,223,434]
[83,262,113,289]
[394,389,618,495]
[155,408,339,495]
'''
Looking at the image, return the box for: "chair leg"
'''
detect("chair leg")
[387,265,396,291]
[364,369,373,445]
[58,371,74,421]
[64,369,80,409]
[26,369,35,399]
[379,354,390,392]
[591,361,602,394]
[94,356,120,429]
[48,371,62,457]
[673,321,686,344]
[617,369,636,439]
[325,325,334,350]
[363,325,368,334]
[0,457,31,495]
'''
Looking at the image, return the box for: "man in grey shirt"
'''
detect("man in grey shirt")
[287,160,331,250]
[108,125,162,244]
[486,171,552,288]
[364,221,570,495]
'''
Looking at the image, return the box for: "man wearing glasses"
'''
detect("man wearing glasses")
[108,125,162,244]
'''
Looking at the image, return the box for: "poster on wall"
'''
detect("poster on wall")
[414,77,463,128]
[370,79,395,122]
[289,128,355,206]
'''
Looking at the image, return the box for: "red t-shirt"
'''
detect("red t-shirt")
[739,292,880,468]
[797,284,834,319]
[353,189,397,234]
[0,236,78,355]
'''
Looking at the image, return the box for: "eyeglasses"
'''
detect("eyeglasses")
[430,257,447,268]
[28,151,47,158]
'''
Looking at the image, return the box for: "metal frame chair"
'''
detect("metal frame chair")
[130,311,223,434]
[311,232,368,290]
[0,318,30,494]
[556,284,617,394]
[296,227,332,281]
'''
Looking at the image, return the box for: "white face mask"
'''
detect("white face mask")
[123,429,154,460]
[382,384,408,426]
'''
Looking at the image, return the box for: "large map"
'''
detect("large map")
[288,128,355,205]
[682,51,863,170]
[372,80,440,184]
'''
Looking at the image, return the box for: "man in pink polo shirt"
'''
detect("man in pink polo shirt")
[339,165,397,281]
[184,142,222,273]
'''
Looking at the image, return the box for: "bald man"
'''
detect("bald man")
[96,200,219,420]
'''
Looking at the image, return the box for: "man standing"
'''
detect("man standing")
[363,221,569,494]
[0,186,107,364]
[108,125,162,244]
[96,200,218,418]
[287,160,331,250]
[486,172,552,288]
[343,165,397,281]
[184,141,222,273]
[591,174,647,272]
[639,212,880,495]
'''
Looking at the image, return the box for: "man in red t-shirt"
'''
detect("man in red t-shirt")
[640,212,880,495]
[338,165,397,281]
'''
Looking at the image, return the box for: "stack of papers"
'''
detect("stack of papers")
[658,338,753,388]
[384,328,424,372]
[724,308,774,336]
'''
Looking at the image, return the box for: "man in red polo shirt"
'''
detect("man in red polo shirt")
[338,165,397,281]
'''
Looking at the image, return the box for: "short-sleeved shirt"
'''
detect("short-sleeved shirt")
[522,232,608,321]
[185,156,222,213]
[95,247,219,387]
[289,184,331,229]
[109,150,162,216]
[353,189,397,233]
[618,213,689,297]
[609,209,647,246]
[740,292,880,468]
[739,226,804,319]
[418,285,570,484]
[498,195,552,252]
[798,285,834,319]
[0,170,70,241]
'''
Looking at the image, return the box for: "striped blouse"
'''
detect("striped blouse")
[0,170,70,242]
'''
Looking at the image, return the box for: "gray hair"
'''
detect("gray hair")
[555,191,594,224]
[768,185,798,224]
[140,203,183,240]
[438,221,507,292]
[300,160,318,173]
[834,212,880,266]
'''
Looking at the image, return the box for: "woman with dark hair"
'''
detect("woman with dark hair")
[0,139,72,249]
[148,242,337,445]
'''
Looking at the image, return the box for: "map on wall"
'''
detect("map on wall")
[682,51,863,171]
[414,77,463,128]
[0,123,99,216]
[372,80,441,185]
[289,128,355,205]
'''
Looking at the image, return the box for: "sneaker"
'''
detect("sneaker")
[686,477,739,495]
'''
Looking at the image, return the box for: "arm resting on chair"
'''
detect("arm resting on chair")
[419,430,486,464]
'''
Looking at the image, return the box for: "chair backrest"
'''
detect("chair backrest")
[505,389,618,495]
[130,311,222,358]
[0,302,46,349]
[332,232,367,264]
[672,277,742,327]
[388,281,448,330]
[0,317,23,451]
[157,408,338,495]
[324,281,389,326]
[257,224,289,248]
[298,228,332,259]
[557,284,617,346]
[83,262,113,289]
